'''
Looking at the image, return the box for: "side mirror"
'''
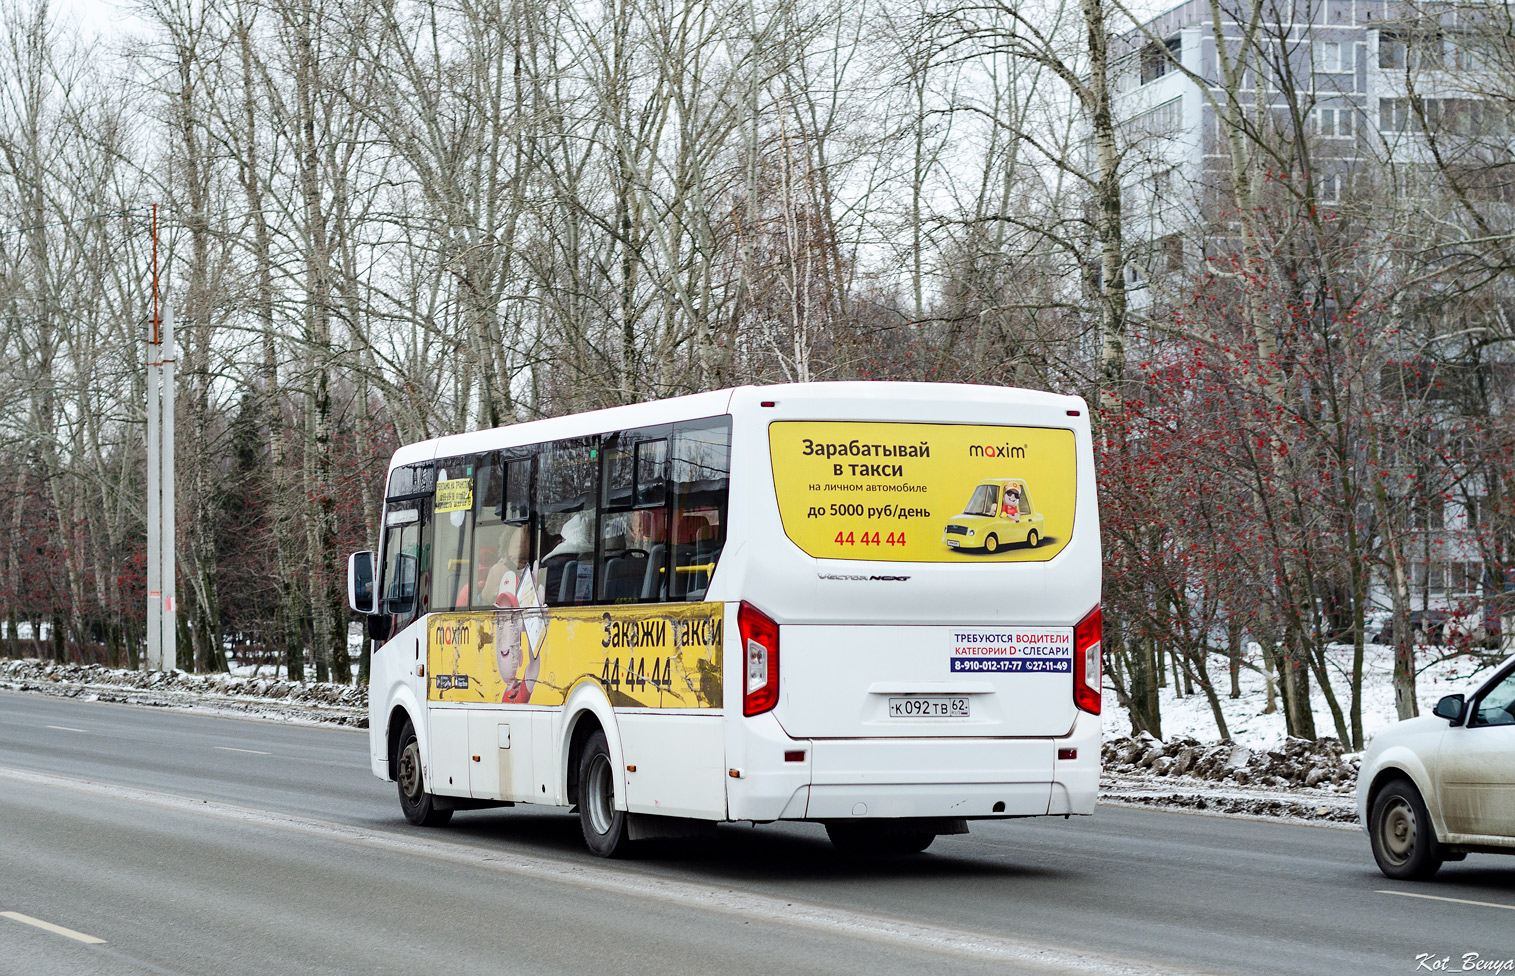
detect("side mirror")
[348,551,378,615]
[1433,693,1466,725]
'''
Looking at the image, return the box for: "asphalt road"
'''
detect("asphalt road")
[1,691,1512,976]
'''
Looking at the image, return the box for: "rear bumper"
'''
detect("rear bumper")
[726,710,1100,822]
[801,782,1054,819]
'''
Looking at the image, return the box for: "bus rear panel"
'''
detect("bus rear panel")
[714,384,1101,827]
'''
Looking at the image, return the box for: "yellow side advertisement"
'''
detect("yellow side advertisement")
[769,421,1076,562]
[427,603,724,708]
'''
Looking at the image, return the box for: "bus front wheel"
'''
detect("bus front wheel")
[395,719,453,827]
[982,534,999,554]
[578,730,631,857]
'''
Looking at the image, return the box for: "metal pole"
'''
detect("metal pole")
[145,204,165,671]
[146,324,161,671]
[162,303,177,672]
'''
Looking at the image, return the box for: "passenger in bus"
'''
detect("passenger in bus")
[484,525,532,609]
[544,510,594,603]
[545,510,594,560]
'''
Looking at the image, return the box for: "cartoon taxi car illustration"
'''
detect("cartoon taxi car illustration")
[942,478,1045,553]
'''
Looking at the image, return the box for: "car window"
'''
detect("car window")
[965,484,997,517]
[1471,670,1515,728]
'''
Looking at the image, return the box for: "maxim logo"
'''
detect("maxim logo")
[968,444,1026,459]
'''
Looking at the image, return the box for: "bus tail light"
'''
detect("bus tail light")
[739,601,779,716]
[1073,605,1102,715]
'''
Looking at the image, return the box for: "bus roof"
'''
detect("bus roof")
[391,381,1085,472]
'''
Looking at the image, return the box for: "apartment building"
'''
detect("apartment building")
[1110,0,1509,283]
[1108,0,1514,643]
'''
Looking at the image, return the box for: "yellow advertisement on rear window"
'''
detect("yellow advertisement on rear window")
[426,603,724,708]
[769,421,1076,562]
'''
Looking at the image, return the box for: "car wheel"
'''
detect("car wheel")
[1026,529,1040,549]
[1370,779,1444,880]
[826,822,936,856]
[578,730,631,857]
[983,534,999,554]
[395,719,453,827]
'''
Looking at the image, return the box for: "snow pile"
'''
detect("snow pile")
[1102,733,1360,791]
[1100,732,1361,825]
[0,659,367,727]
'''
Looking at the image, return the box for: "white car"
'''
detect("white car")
[1358,653,1515,879]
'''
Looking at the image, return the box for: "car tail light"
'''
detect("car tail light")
[1073,605,1102,715]
[739,601,779,716]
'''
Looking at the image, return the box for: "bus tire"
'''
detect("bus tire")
[1026,529,1039,548]
[825,822,936,856]
[578,730,631,857]
[395,719,453,827]
[982,534,999,554]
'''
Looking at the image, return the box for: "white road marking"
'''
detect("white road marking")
[0,763,1219,976]
[214,747,271,755]
[44,726,87,733]
[1,911,107,944]
[1379,890,1515,912]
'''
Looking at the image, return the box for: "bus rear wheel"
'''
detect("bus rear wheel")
[982,534,999,554]
[578,730,631,857]
[825,822,936,856]
[395,719,452,827]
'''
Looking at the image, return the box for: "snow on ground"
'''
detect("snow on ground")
[1105,640,1512,750]
[0,659,367,728]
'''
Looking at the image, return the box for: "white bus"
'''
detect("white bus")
[348,382,1102,856]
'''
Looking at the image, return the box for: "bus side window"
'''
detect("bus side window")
[668,420,730,601]
[474,455,535,610]
[537,438,598,607]
[380,515,421,630]
[470,454,503,609]
[599,431,669,604]
[503,456,532,523]
[431,456,478,610]
[380,464,432,635]
[635,439,667,507]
